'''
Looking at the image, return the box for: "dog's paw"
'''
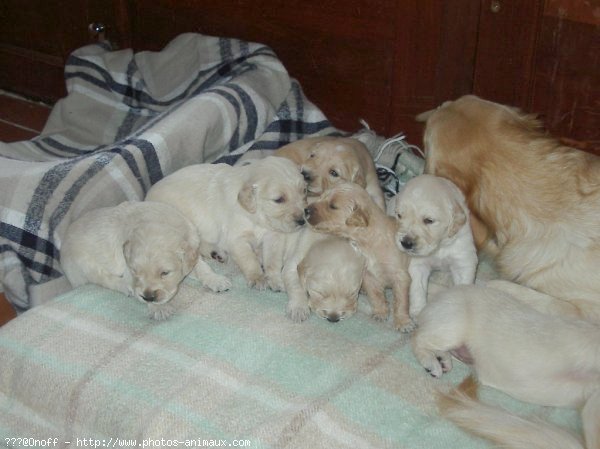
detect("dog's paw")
[203,273,232,292]
[286,303,311,323]
[418,352,450,378]
[147,303,176,321]
[247,274,268,291]
[210,250,228,264]
[266,274,285,292]
[371,308,389,322]
[394,316,416,333]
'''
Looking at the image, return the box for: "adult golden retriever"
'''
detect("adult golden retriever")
[419,95,600,322]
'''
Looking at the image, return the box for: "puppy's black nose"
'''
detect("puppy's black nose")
[326,314,340,323]
[295,217,306,226]
[301,169,312,182]
[401,237,414,250]
[141,292,157,303]
[304,207,312,219]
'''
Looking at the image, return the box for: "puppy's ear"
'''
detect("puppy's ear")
[448,200,467,237]
[346,206,369,227]
[238,182,257,213]
[122,240,132,261]
[179,242,199,273]
[351,165,366,188]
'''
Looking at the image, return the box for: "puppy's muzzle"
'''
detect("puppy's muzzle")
[304,206,317,225]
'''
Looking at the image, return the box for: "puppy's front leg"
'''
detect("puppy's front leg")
[362,271,389,322]
[193,258,232,292]
[230,238,267,290]
[449,255,477,286]
[283,258,310,322]
[392,271,416,333]
[261,231,286,292]
[408,260,431,318]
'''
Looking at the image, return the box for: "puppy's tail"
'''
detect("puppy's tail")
[438,376,584,449]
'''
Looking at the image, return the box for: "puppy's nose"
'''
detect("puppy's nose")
[301,169,312,182]
[295,217,306,226]
[401,237,415,250]
[304,206,313,219]
[141,291,157,303]
[326,314,340,323]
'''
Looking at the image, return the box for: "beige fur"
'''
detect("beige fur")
[275,136,386,209]
[412,283,600,449]
[305,182,414,332]
[419,95,600,322]
[261,228,365,322]
[393,174,477,318]
[146,156,307,290]
[61,201,230,320]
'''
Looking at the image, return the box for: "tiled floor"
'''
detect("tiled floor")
[0,90,52,142]
[0,91,52,325]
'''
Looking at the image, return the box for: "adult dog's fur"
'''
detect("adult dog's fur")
[393,174,477,317]
[412,283,600,449]
[146,156,307,290]
[275,136,386,210]
[261,228,365,322]
[305,182,414,331]
[419,95,600,322]
[61,201,230,320]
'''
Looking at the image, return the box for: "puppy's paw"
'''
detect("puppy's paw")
[203,273,232,292]
[210,250,228,264]
[371,308,389,322]
[419,352,445,378]
[266,274,285,292]
[147,303,176,321]
[394,316,416,333]
[247,273,268,291]
[286,303,311,323]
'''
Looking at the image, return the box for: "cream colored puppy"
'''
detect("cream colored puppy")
[61,201,230,320]
[412,284,600,449]
[305,182,414,332]
[275,136,386,210]
[146,156,307,289]
[393,174,477,318]
[299,236,365,322]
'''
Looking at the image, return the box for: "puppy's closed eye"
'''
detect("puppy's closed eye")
[329,169,339,178]
[274,196,286,204]
[423,217,435,225]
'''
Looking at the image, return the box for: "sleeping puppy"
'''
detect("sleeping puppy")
[275,136,386,210]
[412,284,600,449]
[61,201,230,320]
[261,228,365,322]
[146,156,307,289]
[305,182,414,332]
[419,95,600,323]
[298,236,365,322]
[393,174,477,318]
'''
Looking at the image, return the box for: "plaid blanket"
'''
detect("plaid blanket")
[0,33,337,312]
[0,260,579,448]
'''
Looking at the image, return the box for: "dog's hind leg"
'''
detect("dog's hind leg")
[411,298,468,378]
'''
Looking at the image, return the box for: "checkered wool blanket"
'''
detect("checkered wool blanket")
[0,33,337,312]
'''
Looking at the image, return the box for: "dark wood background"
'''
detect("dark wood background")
[0,0,598,149]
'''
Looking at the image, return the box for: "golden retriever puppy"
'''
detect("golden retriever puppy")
[298,236,365,322]
[61,201,230,320]
[419,95,600,322]
[412,284,600,449]
[393,174,477,318]
[146,156,307,289]
[275,136,386,210]
[305,182,414,332]
[261,228,365,322]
